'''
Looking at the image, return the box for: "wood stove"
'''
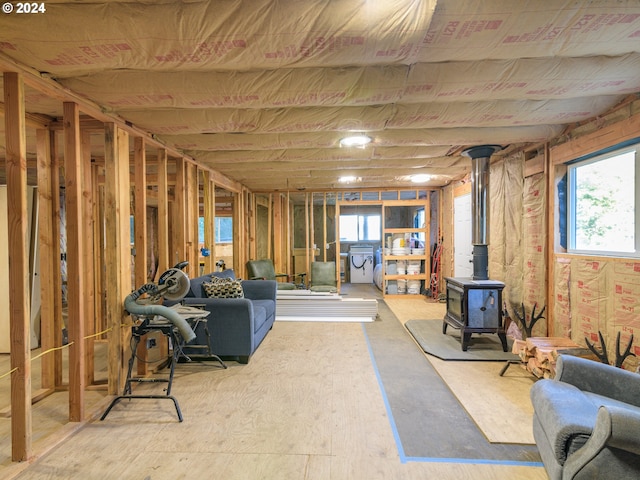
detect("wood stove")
[443,277,507,351]
[443,145,508,351]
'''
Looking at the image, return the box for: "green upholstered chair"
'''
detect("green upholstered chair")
[309,262,338,293]
[246,259,296,290]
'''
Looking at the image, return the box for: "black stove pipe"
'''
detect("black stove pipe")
[462,145,502,281]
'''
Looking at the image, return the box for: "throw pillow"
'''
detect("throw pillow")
[202,277,244,299]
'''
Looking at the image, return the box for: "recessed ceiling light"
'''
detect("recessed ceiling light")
[339,134,372,148]
[410,174,431,183]
[338,176,360,183]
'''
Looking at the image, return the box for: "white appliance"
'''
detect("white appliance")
[349,245,374,284]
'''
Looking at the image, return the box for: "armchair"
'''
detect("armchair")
[246,259,304,290]
[530,354,640,480]
[309,261,338,293]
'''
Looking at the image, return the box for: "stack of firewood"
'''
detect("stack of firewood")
[511,337,595,379]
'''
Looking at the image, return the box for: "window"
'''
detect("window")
[567,143,639,257]
[198,217,233,244]
[339,214,381,241]
[215,217,233,243]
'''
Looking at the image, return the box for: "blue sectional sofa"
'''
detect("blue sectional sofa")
[179,270,277,364]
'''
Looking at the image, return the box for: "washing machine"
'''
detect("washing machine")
[349,245,374,283]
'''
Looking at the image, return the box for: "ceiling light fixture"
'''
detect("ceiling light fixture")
[410,174,432,183]
[339,134,372,148]
[338,176,360,184]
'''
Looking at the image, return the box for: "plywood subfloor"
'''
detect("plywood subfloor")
[1,287,545,479]
[383,296,537,445]
[0,341,110,469]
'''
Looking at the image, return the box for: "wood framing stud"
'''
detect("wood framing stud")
[63,101,86,422]
[4,70,33,462]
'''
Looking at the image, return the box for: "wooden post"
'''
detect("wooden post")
[36,128,57,392]
[233,191,241,274]
[322,193,327,262]
[104,123,131,395]
[51,133,63,388]
[185,163,198,278]
[309,192,314,278]
[63,102,86,422]
[336,201,341,291]
[173,157,186,268]
[117,127,132,374]
[194,166,201,276]
[133,137,153,377]
[545,142,554,335]
[286,191,291,274]
[93,166,106,337]
[157,148,169,276]
[202,171,215,273]
[81,130,95,386]
[134,137,147,286]
[4,71,32,461]
[210,172,219,271]
[267,194,272,258]
[248,193,256,260]
[273,193,283,273]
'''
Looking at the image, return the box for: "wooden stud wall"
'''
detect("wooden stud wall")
[173,157,186,269]
[3,71,32,462]
[1,59,245,463]
[50,133,64,388]
[81,130,96,387]
[233,189,245,275]
[104,123,132,395]
[35,128,58,393]
[134,137,147,287]
[157,148,169,275]
[189,164,199,278]
[202,171,215,273]
[62,102,86,423]
[273,193,284,274]
[286,192,292,274]
[92,161,104,341]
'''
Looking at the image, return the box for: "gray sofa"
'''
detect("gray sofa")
[530,354,640,480]
[178,270,277,364]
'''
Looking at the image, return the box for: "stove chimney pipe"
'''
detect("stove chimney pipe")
[462,145,502,281]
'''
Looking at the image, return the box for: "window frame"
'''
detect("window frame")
[566,141,640,258]
[198,216,233,244]
[339,213,381,242]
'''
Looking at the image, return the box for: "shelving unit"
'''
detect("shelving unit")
[382,200,429,298]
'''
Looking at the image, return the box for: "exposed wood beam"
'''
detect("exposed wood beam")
[48,117,107,132]
[0,52,243,193]
[0,52,178,156]
[550,112,640,165]
[0,103,53,128]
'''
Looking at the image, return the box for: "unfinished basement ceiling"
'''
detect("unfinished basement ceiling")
[1,0,640,191]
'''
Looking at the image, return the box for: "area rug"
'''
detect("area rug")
[405,319,519,361]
